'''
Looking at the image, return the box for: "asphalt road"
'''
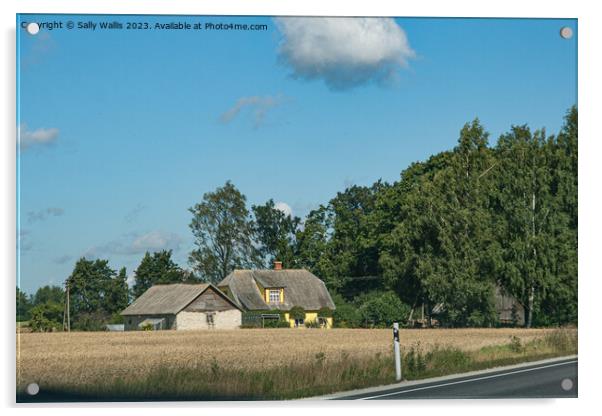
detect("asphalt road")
[336,358,578,400]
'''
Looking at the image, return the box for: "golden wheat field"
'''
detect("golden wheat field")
[17,328,559,388]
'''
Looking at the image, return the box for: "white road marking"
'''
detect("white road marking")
[358,360,578,400]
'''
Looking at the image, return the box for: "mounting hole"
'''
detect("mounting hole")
[561,378,573,391]
[560,26,573,39]
[26,382,40,396]
[26,22,40,35]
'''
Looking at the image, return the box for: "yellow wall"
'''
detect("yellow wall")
[284,311,333,328]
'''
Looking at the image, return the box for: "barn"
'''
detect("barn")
[121,283,242,331]
[495,285,526,326]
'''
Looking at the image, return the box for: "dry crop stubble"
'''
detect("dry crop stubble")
[17,328,561,388]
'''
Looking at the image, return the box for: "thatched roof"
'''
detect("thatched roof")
[218,269,336,311]
[121,283,239,316]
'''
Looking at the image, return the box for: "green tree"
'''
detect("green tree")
[107,267,130,311]
[16,287,32,322]
[252,199,301,268]
[295,184,386,298]
[355,291,412,328]
[494,108,577,327]
[380,120,499,327]
[29,301,63,332]
[294,205,337,286]
[66,258,130,326]
[332,293,362,328]
[537,107,577,325]
[32,285,64,306]
[132,250,193,298]
[377,155,453,311]
[189,181,260,284]
[326,183,386,298]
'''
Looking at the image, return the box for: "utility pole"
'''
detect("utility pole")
[63,280,71,332]
[393,322,402,381]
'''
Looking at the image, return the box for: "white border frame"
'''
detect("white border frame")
[3,1,599,415]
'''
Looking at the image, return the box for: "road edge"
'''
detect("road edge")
[301,354,578,400]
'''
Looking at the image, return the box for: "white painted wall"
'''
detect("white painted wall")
[175,309,241,330]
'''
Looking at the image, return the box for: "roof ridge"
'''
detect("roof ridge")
[153,282,208,285]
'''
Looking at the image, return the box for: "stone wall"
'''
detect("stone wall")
[176,309,241,330]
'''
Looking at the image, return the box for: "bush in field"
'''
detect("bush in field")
[355,291,411,328]
[509,335,524,353]
[72,311,109,331]
[332,294,361,328]
[109,312,124,324]
[544,328,577,354]
[29,302,63,332]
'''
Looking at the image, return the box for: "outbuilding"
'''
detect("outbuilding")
[121,283,242,331]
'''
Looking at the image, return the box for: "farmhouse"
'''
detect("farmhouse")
[218,262,336,328]
[121,283,242,331]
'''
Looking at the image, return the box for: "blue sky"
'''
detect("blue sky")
[16,15,577,294]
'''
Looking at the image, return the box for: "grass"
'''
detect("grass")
[16,327,576,401]
[401,327,577,381]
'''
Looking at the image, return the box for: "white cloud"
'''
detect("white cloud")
[274,201,293,217]
[128,231,182,254]
[126,272,136,288]
[18,124,59,150]
[274,17,415,90]
[84,230,183,258]
[220,95,284,127]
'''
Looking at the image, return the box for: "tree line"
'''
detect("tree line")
[17,107,577,330]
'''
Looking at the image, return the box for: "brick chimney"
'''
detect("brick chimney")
[274,261,283,270]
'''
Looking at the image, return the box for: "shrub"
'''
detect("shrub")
[509,336,524,353]
[355,291,411,328]
[544,328,577,354]
[72,311,109,331]
[109,312,124,324]
[241,310,288,328]
[304,320,321,328]
[263,319,290,328]
[403,343,471,379]
[29,301,63,332]
[289,306,305,320]
[332,294,361,328]
[317,307,333,318]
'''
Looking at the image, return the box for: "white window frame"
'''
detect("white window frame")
[269,289,280,304]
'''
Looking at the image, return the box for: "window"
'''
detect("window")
[295,318,304,327]
[269,289,280,304]
[206,312,215,329]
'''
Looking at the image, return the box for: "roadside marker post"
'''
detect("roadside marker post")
[393,322,402,381]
